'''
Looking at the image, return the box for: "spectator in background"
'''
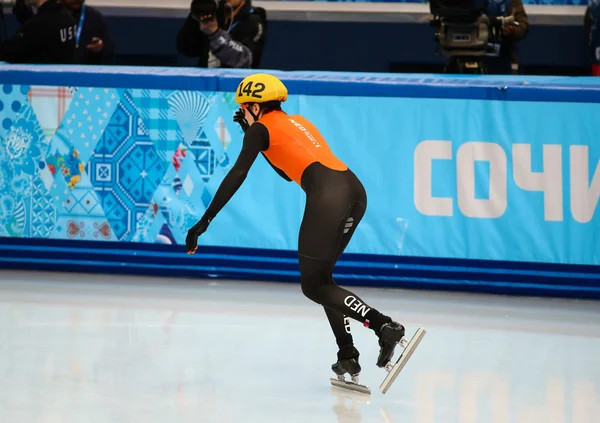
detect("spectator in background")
[485,0,530,74]
[584,0,600,76]
[177,0,267,68]
[0,0,77,64]
[62,0,115,65]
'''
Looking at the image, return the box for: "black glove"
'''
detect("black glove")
[233,108,249,133]
[186,216,211,254]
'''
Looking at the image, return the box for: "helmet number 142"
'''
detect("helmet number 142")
[238,81,265,99]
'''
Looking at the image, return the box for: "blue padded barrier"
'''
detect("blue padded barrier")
[1,66,600,101]
[0,65,599,299]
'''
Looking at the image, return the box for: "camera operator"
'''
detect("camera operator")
[0,0,77,64]
[584,0,600,76]
[176,0,267,69]
[484,0,529,74]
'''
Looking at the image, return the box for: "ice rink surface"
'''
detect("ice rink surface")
[0,269,599,423]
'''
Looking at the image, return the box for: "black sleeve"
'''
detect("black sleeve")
[584,7,592,52]
[13,0,34,26]
[202,122,269,221]
[86,8,115,64]
[97,11,115,64]
[237,13,266,63]
[0,19,43,63]
[176,14,210,61]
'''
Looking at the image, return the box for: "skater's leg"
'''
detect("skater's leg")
[301,245,404,369]
[321,218,358,349]
[323,306,352,348]
[298,168,392,334]
[324,240,354,349]
[299,253,391,332]
[322,191,364,342]
[299,165,406,367]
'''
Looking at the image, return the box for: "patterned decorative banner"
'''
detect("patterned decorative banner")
[2,80,599,269]
[0,84,239,246]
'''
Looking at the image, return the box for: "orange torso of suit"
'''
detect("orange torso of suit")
[258,111,348,185]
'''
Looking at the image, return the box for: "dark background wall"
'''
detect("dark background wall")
[0,11,592,75]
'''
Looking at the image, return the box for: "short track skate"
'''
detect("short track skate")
[330,373,371,395]
[329,353,371,395]
[379,327,426,394]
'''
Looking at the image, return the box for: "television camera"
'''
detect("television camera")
[429,0,516,74]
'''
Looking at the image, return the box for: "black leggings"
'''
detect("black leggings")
[298,163,384,348]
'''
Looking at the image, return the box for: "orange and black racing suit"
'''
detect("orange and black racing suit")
[202,110,391,348]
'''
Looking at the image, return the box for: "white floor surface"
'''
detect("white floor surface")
[0,270,599,423]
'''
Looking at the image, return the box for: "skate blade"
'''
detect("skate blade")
[379,327,426,394]
[330,378,371,395]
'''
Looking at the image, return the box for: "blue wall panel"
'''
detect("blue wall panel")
[0,66,599,298]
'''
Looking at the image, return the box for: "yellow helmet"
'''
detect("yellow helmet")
[235,73,288,105]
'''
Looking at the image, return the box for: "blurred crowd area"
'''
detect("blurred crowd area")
[0,0,598,76]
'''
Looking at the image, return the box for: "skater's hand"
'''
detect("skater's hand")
[233,108,249,133]
[186,217,210,254]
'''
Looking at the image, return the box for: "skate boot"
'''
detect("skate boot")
[329,345,371,395]
[376,321,405,368]
[331,344,361,377]
[378,324,427,395]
